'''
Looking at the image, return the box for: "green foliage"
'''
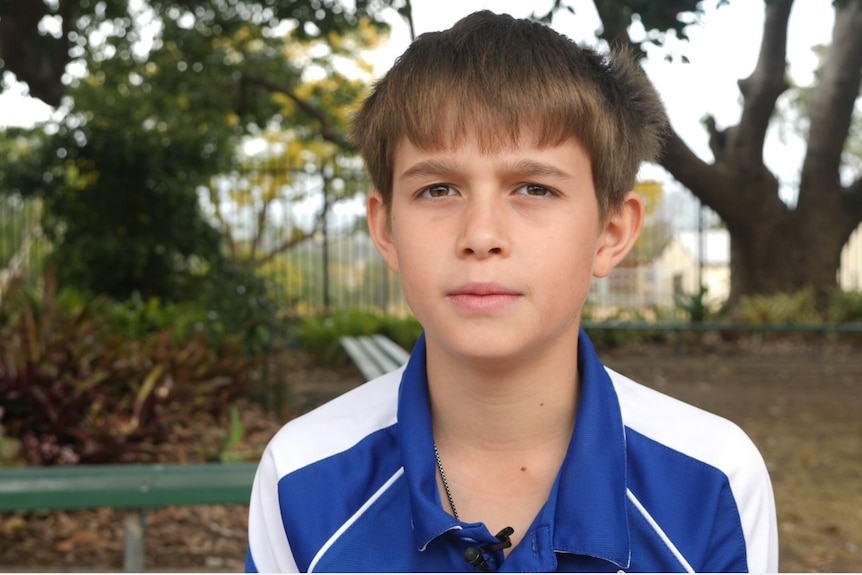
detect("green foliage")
[94,292,209,343]
[674,285,713,322]
[826,289,862,322]
[536,0,708,59]
[0,0,400,108]
[0,277,261,466]
[49,255,283,358]
[731,289,822,324]
[293,309,421,365]
[188,257,285,356]
[0,406,23,465]
[211,404,264,463]
[0,0,389,311]
[1,112,229,301]
[584,315,675,349]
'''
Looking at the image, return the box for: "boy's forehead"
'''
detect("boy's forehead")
[394,126,589,166]
[392,132,592,181]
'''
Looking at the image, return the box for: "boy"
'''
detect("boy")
[246,11,778,573]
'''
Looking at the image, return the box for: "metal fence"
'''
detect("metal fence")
[3,172,862,313]
[0,194,45,301]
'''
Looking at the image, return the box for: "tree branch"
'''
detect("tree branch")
[593,0,729,212]
[733,0,792,159]
[661,131,728,212]
[0,1,66,107]
[844,175,862,219]
[258,228,317,266]
[398,0,417,42]
[240,74,355,151]
[250,195,273,262]
[592,0,641,55]
[800,1,862,193]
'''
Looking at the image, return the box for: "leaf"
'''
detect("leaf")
[219,404,245,461]
[132,363,165,422]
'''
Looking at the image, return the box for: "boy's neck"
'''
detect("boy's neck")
[425,333,580,452]
[425,333,581,546]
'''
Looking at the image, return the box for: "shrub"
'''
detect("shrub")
[292,309,422,366]
[673,285,713,322]
[731,289,822,324]
[0,277,261,465]
[826,289,862,322]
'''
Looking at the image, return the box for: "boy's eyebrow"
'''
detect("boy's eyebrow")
[506,159,571,179]
[398,158,572,181]
[398,159,460,182]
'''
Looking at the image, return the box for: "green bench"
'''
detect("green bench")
[340,334,411,381]
[0,462,257,572]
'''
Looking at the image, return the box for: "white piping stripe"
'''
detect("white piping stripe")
[626,488,695,573]
[308,467,405,573]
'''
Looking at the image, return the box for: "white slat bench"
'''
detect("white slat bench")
[339,334,410,381]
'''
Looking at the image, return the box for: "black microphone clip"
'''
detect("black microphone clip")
[463,527,514,572]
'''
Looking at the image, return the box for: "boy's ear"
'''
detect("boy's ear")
[593,191,645,279]
[367,190,400,273]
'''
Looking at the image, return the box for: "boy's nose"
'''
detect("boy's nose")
[456,198,511,258]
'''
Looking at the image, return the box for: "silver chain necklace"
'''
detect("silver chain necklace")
[434,442,460,520]
[434,444,516,570]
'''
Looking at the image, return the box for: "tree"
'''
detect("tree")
[548,0,862,304]
[0,0,409,108]
[0,0,395,301]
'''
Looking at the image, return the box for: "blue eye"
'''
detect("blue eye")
[516,184,554,197]
[421,184,456,198]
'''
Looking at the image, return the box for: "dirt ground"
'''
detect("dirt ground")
[1,335,860,572]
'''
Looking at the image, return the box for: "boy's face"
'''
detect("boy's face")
[368,131,642,365]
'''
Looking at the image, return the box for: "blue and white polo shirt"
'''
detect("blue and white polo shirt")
[246,330,778,572]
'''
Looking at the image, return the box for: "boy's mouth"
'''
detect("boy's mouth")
[449,282,520,296]
[447,283,523,312]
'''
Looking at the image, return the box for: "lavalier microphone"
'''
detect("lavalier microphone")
[463,526,514,572]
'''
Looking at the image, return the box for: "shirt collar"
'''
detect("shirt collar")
[397,330,631,567]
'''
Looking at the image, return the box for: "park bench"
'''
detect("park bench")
[340,334,411,380]
[0,461,257,572]
[339,324,862,373]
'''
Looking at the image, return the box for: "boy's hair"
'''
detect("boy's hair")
[351,10,668,219]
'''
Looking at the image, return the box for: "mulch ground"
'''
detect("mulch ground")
[1,335,860,572]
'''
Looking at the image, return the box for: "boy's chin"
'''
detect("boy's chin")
[426,327,580,366]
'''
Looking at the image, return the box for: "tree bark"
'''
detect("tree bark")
[0,1,70,107]
[595,0,862,304]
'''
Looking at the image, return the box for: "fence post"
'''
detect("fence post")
[123,509,146,572]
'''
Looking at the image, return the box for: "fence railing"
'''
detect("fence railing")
[4,183,862,314]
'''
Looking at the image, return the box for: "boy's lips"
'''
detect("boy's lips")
[446,283,523,312]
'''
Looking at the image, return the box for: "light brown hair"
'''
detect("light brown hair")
[351,10,668,219]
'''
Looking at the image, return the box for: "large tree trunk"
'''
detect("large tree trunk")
[727,210,851,300]
[0,1,72,107]
[596,0,862,305]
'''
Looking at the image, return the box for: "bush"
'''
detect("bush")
[731,289,822,324]
[292,309,422,366]
[826,289,862,322]
[673,285,713,322]
[0,277,261,466]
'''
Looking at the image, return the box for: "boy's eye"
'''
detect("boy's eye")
[420,184,457,198]
[516,184,554,197]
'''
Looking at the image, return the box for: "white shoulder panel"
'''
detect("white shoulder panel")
[608,367,778,572]
[265,366,404,477]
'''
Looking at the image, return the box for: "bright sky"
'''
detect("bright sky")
[0,0,834,197]
[370,0,834,196]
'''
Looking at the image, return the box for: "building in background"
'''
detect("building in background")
[840,224,862,291]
